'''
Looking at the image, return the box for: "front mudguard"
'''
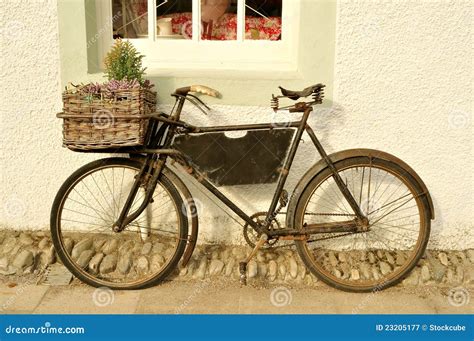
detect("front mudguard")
[286,149,435,229]
[162,166,198,267]
[129,155,198,267]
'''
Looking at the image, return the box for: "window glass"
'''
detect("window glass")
[112,0,148,39]
[201,0,237,40]
[245,0,282,40]
[110,0,283,41]
[156,0,193,40]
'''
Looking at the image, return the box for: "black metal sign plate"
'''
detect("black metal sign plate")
[172,129,295,186]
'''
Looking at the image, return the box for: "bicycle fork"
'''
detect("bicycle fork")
[112,155,166,233]
[112,102,184,233]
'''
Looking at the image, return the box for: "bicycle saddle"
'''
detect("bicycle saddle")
[279,84,325,100]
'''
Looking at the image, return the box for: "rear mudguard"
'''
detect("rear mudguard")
[286,149,435,229]
[129,155,198,267]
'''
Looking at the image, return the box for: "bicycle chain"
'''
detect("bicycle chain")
[306,232,359,244]
[305,212,356,217]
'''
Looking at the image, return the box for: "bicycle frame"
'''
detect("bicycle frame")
[113,95,366,239]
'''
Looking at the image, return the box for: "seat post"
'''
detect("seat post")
[264,106,313,226]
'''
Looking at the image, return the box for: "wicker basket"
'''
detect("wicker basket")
[58,87,156,151]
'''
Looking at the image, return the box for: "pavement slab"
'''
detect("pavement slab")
[0,278,471,315]
[0,281,48,313]
[33,285,141,314]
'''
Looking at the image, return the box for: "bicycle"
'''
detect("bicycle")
[51,84,434,292]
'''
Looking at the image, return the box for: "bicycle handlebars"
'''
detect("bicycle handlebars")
[175,85,221,98]
[173,83,325,115]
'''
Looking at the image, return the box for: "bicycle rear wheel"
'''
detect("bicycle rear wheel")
[50,158,188,289]
[294,156,430,292]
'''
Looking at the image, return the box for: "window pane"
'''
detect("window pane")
[201,0,237,41]
[112,0,148,39]
[245,0,282,40]
[156,0,193,40]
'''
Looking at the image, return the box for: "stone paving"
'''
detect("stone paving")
[0,229,473,288]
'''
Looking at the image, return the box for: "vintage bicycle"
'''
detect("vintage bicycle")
[51,84,434,292]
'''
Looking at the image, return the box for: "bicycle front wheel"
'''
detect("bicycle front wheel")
[50,158,188,289]
[294,156,430,292]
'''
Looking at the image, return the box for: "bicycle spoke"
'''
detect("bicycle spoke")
[62,207,111,224]
[370,196,416,227]
[368,191,412,216]
[80,178,114,222]
[367,169,389,209]
[90,173,116,219]
[358,167,365,206]
[71,188,111,223]
[117,167,125,215]
[100,169,119,218]
[57,162,185,288]
[299,160,426,289]
[327,178,353,214]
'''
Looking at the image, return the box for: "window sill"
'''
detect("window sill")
[88,65,301,80]
[140,63,301,80]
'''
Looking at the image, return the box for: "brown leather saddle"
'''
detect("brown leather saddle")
[279,83,325,100]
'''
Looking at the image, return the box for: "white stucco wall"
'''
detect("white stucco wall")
[1,0,472,249]
[331,0,473,250]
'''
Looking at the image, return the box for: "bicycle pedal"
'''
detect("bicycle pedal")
[239,261,247,286]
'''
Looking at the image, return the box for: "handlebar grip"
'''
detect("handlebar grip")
[175,86,191,96]
[190,85,220,98]
[174,85,220,98]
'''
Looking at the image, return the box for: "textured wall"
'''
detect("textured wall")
[331,0,473,249]
[0,0,472,249]
[0,0,98,232]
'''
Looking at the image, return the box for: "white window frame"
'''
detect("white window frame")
[96,0,300,74]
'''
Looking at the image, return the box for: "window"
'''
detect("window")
[96,0,300,73]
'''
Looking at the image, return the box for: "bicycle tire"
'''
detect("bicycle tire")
[50,157,188,290]
[294,156,431,292]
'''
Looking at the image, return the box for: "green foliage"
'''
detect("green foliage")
[104,39,147,85]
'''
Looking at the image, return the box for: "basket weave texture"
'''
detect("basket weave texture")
[59,87,156,151]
